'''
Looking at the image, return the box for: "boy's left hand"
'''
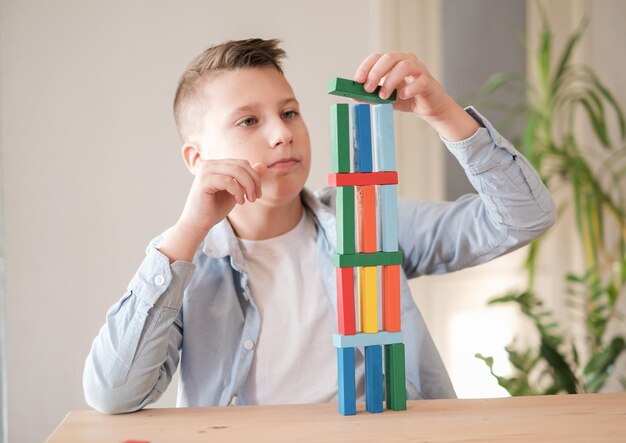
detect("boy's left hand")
[354,52,450,117]
[354,51,480,141]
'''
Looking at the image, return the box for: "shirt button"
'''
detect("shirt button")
[154,275,165,286]
[243,340,255,350]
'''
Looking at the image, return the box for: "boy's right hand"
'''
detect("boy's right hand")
[159,159,265,263]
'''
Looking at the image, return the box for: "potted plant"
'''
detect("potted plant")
[473,9,626,395]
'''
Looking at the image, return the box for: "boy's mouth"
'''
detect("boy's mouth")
[267,157,300,169]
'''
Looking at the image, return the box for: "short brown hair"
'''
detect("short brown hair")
[173,38,287,142]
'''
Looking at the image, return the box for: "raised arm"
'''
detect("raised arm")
[399,107,556,277]
[353,52,556,276]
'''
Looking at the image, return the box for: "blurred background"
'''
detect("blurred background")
[1,0,625,441]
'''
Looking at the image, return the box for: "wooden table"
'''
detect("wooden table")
[47,393,626,442]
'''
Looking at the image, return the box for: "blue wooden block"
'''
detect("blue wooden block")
[372,104,396,171]
[337,347,356,415]
[379,185,398,252]
[333,331,404,348]
[365,345,383,413]
[351,104,373,172]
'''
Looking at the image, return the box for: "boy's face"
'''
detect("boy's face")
[195,67,311,206]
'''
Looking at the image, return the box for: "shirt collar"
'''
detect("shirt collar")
[201,187,336,271]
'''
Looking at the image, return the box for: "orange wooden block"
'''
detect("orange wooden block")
[382,265,401,332]
[356,185,377,253]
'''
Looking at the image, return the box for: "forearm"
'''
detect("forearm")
[83,248,196,413]
[400,107,557,277]
[159,221,207,264]
[422,95,481,142]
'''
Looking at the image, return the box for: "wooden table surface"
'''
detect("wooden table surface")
[47,393,626,443]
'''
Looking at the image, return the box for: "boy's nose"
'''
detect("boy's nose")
[269,120,293,148]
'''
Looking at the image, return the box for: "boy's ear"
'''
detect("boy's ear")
[181,143,202,175]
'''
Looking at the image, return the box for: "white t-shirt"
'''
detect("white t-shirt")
[238,209,365,405]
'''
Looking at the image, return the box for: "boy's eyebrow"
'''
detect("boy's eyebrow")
[280,97,299,106]
[230,97,300,115]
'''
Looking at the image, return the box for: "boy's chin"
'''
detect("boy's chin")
[257,183,304,207]
[259,172,308,203]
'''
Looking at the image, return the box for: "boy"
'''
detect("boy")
[83,39,556,413]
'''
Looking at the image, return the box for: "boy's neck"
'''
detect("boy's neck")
[227,194,304,241]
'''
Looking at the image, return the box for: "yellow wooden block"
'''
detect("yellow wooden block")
[358,266,378,333]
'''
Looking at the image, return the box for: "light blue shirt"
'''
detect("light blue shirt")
[83,108,556,414]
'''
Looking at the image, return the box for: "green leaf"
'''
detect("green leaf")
[536,7,552,92]
[540,341,579,394]
[506,345,538,373]
[581,66,626,142]
[488,292,521,305]
[573,96,610,148]
[475,353,494,369]
[583,337,626,392]
[565,273,584,283]
[475,353,537,396]
[553,17,588,87]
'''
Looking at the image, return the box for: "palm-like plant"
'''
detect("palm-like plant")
[473,10,626,395]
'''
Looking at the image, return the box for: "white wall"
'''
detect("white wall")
[0,1,380,441]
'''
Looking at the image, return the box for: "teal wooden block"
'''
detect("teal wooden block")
[372,104,396,171]
[336,186,355,254]
[379,185,398,252]
[333,251,403,268]
[385,343,407,411]
[327,77,397,104]
[330,104,350,173]
[332,331,404,349]
[365,345,383,413]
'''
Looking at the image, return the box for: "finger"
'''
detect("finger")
[379,58,423,100]
[364,52,405,95]
[226,179,246,205]
[200,158,261,189]
[201,161,258,202]
[217,158,263,197]
[252,162,267,198]
[206,174,245,205]
[226,159,262,202]
[354,53,383,86]
[397,73,431,101]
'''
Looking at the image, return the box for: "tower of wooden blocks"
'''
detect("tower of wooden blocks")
[327,77,407,415]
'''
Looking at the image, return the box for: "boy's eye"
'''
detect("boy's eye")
[283,110,298,119]
[238,117,257,127]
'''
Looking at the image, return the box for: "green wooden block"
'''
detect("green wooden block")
[327,77,397,104]
[330,104,350,173]
[385,343,407,411]
[333,251,403,268]
[336,186,355,254]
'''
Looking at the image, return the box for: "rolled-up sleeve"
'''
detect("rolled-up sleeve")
[83,245,196,414]
[400,107,557,277]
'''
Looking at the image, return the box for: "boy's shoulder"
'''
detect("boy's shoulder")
[311,186,335,210]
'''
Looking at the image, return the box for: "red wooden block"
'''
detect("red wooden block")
[336,267,356,335]
[328,171,398,187]
[382,265,401,332]
[356,185,377,253]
